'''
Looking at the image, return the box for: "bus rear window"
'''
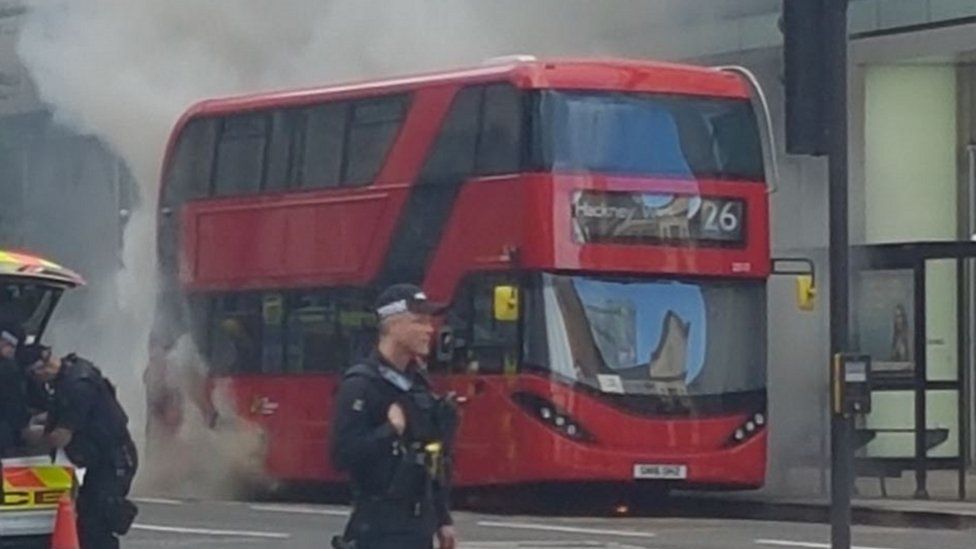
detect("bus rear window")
[534,91,764,182]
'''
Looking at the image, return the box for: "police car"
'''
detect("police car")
[1,250,84,546]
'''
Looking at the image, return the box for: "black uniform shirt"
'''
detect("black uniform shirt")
[0,357,31,454]
[48,356,129,469]
[330,351,452,528]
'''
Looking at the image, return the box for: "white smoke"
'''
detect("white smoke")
[16,0,695,190]
[15,0,726,497]
[135,334,269,498]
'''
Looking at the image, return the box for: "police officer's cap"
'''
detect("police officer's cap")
[375,284,446,319]
[16,342,50,368]
[0,322,25,349]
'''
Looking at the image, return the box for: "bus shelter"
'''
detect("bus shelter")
[852,241,974,500]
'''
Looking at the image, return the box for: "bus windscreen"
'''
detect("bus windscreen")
[534,91,765,182]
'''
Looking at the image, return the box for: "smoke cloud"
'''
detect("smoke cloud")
[17,0,715,193]
[15,0,743,497]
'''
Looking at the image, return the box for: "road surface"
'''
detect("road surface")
[125,497,975,548]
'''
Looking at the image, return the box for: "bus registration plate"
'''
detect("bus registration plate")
[633,464,687,479]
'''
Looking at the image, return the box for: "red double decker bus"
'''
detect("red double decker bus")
[152,58,771,492]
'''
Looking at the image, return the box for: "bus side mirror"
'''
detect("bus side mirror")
[493,285,519,322]
[772,257,817,312]
[796,274,816,311]
[435,324,467,363]
[435,325,456,362]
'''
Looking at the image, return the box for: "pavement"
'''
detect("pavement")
[122,497,974,548]
[697,468,976,530]
[677,492,976,531]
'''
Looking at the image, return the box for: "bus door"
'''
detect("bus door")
[432,276,521,484]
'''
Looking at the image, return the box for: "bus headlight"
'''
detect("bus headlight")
[726,411,766,447]
[512,391,595,443]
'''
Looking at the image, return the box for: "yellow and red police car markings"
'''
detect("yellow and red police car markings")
[29,465,73,489]
[3,467,48,489]
[1,465,73,510]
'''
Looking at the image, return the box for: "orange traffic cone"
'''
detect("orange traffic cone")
[51,493,80,549]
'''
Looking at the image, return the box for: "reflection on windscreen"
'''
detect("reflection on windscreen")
[0,281,57,336]
[541,274,765,396]
[538,91,765,181]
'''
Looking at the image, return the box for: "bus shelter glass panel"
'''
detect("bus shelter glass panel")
[927,390,959,458]
[861,391,914,458]
[926,259,958,382]
[924,259,960,459]
[855,269,915,378]
[857,390,959,459]
[855,268,915,458]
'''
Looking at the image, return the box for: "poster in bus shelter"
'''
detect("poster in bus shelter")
[854,269,915,379]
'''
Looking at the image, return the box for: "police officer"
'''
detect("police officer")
[17,343,138,549]
[331,284,458,549]
[0,323,31,455]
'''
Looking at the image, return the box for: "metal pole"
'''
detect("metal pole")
[965,145,976,499]
[913,263,929,499]
[826,1,852,548]
[956,144,976,501]
[956,256,968,501]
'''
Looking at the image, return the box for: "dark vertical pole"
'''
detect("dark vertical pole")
[830,356,852,548]
[914,263,929,499]
[826,1,852,548]
[957,258,968,501]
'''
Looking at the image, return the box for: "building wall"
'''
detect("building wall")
[675,5,976,492]
[0,112,134,318]
[864,65,958,244]
[0,2,136,342]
